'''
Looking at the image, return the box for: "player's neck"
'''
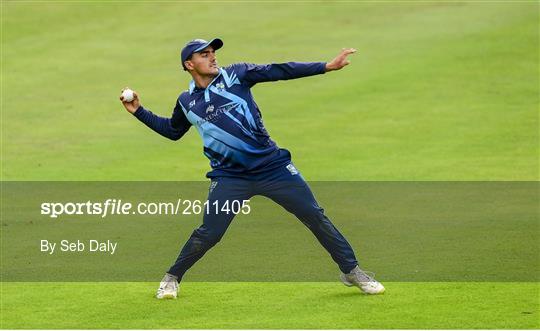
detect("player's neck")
[192,72,217,89]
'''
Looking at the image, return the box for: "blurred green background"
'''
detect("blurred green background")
[2,1,538,181]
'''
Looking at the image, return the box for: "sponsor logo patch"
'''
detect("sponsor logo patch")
[286,164,299,175]
[209,181,218,193]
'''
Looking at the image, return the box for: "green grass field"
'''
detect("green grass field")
[1,1,539,329]
[2,282,538,329]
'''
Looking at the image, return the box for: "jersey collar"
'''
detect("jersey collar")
[188,68,223,95]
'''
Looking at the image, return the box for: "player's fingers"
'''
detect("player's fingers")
[119,95,124,101]
[133,91,139,100]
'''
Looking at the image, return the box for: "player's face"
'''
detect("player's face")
[186,46,219,76]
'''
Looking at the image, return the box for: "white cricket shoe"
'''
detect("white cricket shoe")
[156,273,178,299]
[340,266,385,294]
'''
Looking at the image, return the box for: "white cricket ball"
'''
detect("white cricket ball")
[121,89,134,102]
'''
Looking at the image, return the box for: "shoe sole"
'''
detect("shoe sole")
[157,293,177,299]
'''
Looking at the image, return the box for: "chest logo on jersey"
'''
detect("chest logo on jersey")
[189,100,196,109]
[196,103,237,126]
[216,82,225,92]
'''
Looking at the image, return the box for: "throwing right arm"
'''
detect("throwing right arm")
[119,88,191,141]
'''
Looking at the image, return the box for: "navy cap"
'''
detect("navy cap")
[181,38,223,70]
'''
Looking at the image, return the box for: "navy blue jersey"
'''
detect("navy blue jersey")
[134,62,326,178]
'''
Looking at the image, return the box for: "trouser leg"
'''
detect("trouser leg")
[258,166,358,273]
[167,178,252,280]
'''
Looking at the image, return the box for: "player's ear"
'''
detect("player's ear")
[184,60,194,71]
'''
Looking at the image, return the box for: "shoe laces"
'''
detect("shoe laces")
[159,274,178,290]
[353,269,376,283]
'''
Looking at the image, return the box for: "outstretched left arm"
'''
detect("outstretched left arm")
[241,48,357,85]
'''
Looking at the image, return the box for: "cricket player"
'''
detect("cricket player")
[119,38,385,298]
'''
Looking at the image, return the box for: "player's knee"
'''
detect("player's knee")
[206,232,224,247]
[295,206,327,228]
[301,205,326,222]
[192,228,224,248]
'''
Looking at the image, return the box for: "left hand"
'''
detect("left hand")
[325,48,357,72]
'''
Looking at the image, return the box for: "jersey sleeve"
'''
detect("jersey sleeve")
[133,99,191,141]
[236,62,327,86]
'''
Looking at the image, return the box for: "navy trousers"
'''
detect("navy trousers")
[168,164,358,280]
